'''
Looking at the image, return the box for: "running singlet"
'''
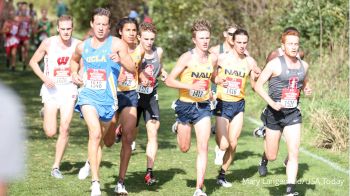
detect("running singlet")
[268,56,305,108]
[37,19,51,42]
[4,21,19,47]
[17,16,31,38]
[216,53,250,102]
[179,51,213,102]
[136,47,161,94]
[80,36,120,106]
[44,36,79,85]
[117,46,141,91]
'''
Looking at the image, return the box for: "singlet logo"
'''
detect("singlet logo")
[191,72,211,78]
[57,57,70,65]
[288,77,299,89]
[224,69,246,77]
[86,55,107,63]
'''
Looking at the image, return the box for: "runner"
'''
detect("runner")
[253,27,305,138]
[165,19,217,196]
[254,29,312,196]
[1,9,19,71]
[209,24,239,56]
[212,29,259,187]
[16,1,32,70]
[136,22,168,185]
[35,7,51,48]
[70,8,135,196]
[29,15,80,179]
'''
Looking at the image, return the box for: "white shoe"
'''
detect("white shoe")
[114,182,128,195]
[217,178,232,188]
[214,145,225,165]
[90,181,101,196]
[131,141,136,151]
[78,161,90,180]
[193,188,207,196]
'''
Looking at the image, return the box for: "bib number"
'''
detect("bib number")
[224,78,242,96]
[281,88,299,108]
[85,68,107,90]
[54,67,71,85]
[136,85,153,94]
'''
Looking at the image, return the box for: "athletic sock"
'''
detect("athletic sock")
[261,152,268,166]
[286,183,295,194]
[218,168,225,179]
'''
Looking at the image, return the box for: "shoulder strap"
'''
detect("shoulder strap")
[219,43,224,54]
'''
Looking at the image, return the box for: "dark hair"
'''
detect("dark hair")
[115,17,138,38]
[232,29,249,41]
[91,8,111,24]
[139,22,157,35]
[191,19,211,38]
[283,26,299,33]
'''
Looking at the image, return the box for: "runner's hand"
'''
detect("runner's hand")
[109,53,120,63]
[303,86,312,96]
[270,101,284,111]
[43,77,55,88]
[72,72,83,85]
[160,72,168,81]
[192,80,207,91]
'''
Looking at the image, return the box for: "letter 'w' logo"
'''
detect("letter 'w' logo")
[57,57,69,65]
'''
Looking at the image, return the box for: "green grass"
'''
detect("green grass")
[0,57,348,195]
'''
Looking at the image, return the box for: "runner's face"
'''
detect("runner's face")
[91,15,110,39]
[225,27,236,45]
[283,35,299,57]
[139,31,155,51]
[193,31,210,51]
[58,20,73,41]
[120,23,137,44]
[233,34,248,55]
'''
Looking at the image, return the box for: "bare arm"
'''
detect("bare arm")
[301,61,312,96]
[112,37,135,73]
[247,57,258,90]
[29,38,54,88]
[157,47,168,81]
[254,60,283,111]
[70,42,83,84]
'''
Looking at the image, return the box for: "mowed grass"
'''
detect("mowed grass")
[0,58,348,196]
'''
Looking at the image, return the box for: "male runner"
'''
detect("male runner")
[16,1,32,70]
[136,22,168,186]
[165,19,217,196]
[70,8,135,196]
[212,29,258,187]
[254,29,312,195]
[1,9,19,71]
[29,15,80,179]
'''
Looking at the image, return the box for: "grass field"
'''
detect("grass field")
[0,58,348,196]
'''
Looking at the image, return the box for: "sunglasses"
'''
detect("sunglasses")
[227,32,235,36]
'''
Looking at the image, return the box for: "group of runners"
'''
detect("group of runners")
[27,7,311,196]
[1,1,52,71]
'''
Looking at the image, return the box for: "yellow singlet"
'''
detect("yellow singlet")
[117,46,141,91]
[179,54,213,103]
[216,53,250,102]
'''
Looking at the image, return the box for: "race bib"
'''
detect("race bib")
[136,85,153,94]
[54,67,71,85]
[189,79,208,98]
[85,68,107,90]
[224,77,242,96]
[119,72,135,87]
[281,88,300,108]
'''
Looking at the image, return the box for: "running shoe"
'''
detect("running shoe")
[114,182,128,195]
[193,188,207,196]
[253,126,266,138]
[78,160,90,180]
[90,181,101,196]
[286,192,299,196]
[171,121,178,134]
[217,177,232,188]
[214,145,225,166]
[51,168,63,179]
[258,162,268,177]
[144,172,157,186]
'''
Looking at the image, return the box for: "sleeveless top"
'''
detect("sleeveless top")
[4,21,19,47]
[216,52,250,102]
[44,36,79,86]
[136,47,161,94]
[268,56,305,108]
[37,18,51,41]
[80,36,120,106]
[117,46,142,91]
[179,50,213,102]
